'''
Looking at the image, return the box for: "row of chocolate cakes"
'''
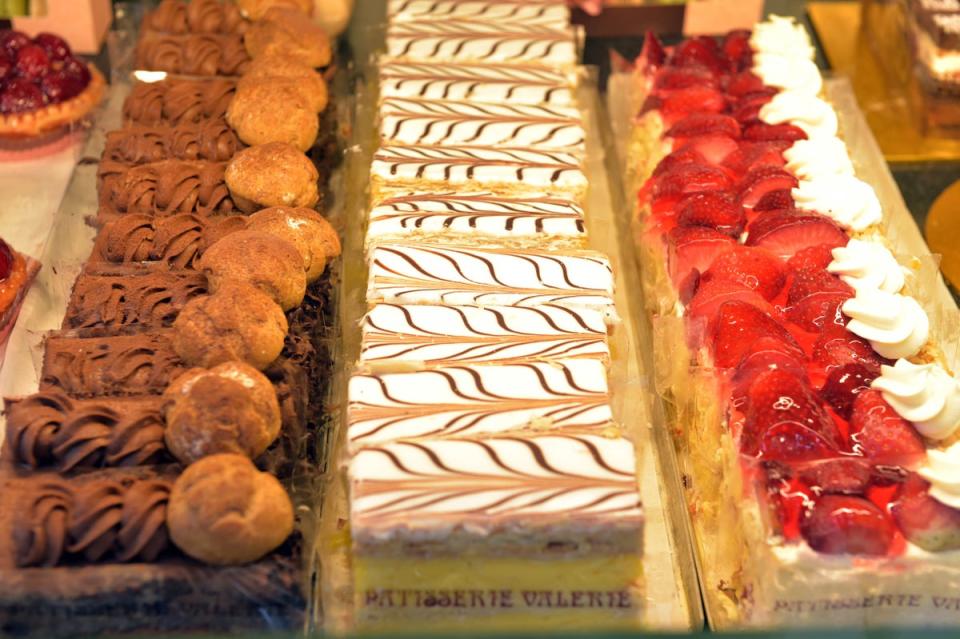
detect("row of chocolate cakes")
[0,0,343,634]
[343,1,644,632]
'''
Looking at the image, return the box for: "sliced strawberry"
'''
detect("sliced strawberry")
[704,245,786,300]
[653,66,719,91]
[743,122,808,142]
[676,191,745,237]
[721,141,789,176]
[797,458,873,495]
[687,279,772,325]
[745,210,848,259]
[812,327,885,373]
[679,135,739,165]
[638,30,665,70]
[743,369,843,455]
[786,244,836,273]
[760,423,841,462]
[651,163,733,201]
[725,70,766,97]
[754,188,794,212]
[670,36,725,73]
[722,29,753,72]
[891,475,960,552]
[667,226,736,284]
[711,301,800,369]
[731,91,775,125]
[651,146,706,178]
[732,336,807,393]
[659,86,727,121]
[820,363,877,419]
[666,113,741,140]
[802,494,896,556]
[850,390,926,466]
[785,268,854,332]
[739,167,799,210]
[678,269,701,306]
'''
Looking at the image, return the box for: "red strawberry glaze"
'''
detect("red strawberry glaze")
[635,30,950,558]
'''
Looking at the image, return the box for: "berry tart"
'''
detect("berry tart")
[630,15,960,628]
[0,237,40,356]
[0,29,105,141]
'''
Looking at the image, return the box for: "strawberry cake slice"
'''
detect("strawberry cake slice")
[630,15,960,629]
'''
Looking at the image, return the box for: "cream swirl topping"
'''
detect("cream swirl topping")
[752,53,823,95]
[750,15,816,60]
[759,91,838,138]
[842,289,929,359]
[828,238,906,293]
[872,359,960,440]
[919,442,960,508]
[792,175,883,231]
[783,136,854,180]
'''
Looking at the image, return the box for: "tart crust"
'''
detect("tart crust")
[0,64,106,139]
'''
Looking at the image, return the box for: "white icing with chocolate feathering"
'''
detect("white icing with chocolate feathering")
[347,360,613,448]
[360,303,609,365]
[378,61,576,106]
[371,144,587,190]
[378,97,585,150]
[366,191,585,241]
[350,433,643,531]
[387,0,571,26]
[385,20,578,67]
[365,243,616,317]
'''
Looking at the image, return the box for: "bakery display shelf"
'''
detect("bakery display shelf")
[608,68,960,629]
[0,62,350,637]
[314,45,701,630]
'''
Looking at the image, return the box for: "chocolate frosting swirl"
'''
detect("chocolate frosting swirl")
[65,267,209,329]
[5,391,167,471]
[123,79,236,127]
[41,332,186,397]
[135,33,250,76]
[15,477,172,567]
[98,160,237,216]
[91,213,246,268]
[144,0,247,35]
[104,121,241,164]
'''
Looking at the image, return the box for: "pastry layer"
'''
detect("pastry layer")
[347,360,613,448]
[365,243,616,317]
[370,144,587,195]
[387,0,571,26]
[378,61,576,106]
[378,97,585,151]
[360,303,609,366]
[365,191,586,247]
[384,20,577,68]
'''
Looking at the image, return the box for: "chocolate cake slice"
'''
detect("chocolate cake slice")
[64,265,208,331]
[0,468,306,636]
[97,160,239,220]
[134,32,250,76]
[122,78,236,127]
[103,121,243,165]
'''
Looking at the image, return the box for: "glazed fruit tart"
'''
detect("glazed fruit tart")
[0,29,105,139]
[629,15,960,628]
[0,238,40,352]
